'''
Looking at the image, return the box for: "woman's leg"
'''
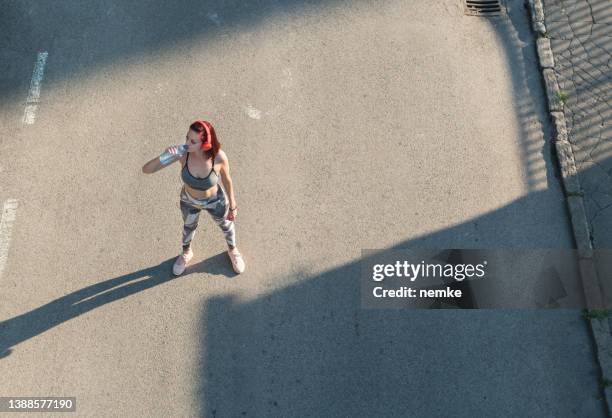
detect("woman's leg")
[205,186,236,248]
[174,197,201,275]
[205,186,244,273]
[180,199,202,251]
[208,210,236,248]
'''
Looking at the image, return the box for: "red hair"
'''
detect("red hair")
[189,120,221,160]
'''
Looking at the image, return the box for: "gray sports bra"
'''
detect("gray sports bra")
[181,153,219,191]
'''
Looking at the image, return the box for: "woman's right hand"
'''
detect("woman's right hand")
[164,145,180,155]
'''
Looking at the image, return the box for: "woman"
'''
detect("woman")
[142,120,245,275]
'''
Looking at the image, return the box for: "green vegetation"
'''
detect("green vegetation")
[556,90,568,104]
[582,309,611,320]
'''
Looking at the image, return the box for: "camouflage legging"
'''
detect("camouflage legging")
[179,184,236,251]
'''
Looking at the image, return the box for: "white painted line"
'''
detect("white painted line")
[0,199,18,279]
[23,104,38,125]
[22,51,48,125]
[245,105,262,120]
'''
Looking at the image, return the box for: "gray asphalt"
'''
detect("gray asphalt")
[0,0,607,416]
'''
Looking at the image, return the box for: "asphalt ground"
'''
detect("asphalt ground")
[0,0,607,416]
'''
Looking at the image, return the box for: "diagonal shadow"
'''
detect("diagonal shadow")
[199,180,608,417]
[0,0,372,105]
[197,2,610,416]
[0,0,608,415]
[492,0,561,192]
[0,252,234,359]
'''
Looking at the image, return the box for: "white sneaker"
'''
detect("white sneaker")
[173,248,193,276]
[228,248,245,274]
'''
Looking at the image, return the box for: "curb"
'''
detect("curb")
[526,0,612,412]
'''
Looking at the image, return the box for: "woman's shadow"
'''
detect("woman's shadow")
[0,252,236,359]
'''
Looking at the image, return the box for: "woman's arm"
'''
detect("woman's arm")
[218,151,237,210]
[142,156,163,174]
[142,147,185,174]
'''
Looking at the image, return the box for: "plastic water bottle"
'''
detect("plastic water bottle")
[159,144,188,165]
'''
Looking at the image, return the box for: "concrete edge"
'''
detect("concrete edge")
[525,0,612,412]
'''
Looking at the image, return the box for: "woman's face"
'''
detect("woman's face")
[185,129,203,152]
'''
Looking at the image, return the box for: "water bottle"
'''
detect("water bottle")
[159,144,188,165]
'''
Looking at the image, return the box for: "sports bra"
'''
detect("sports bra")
[181,153,219,191]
